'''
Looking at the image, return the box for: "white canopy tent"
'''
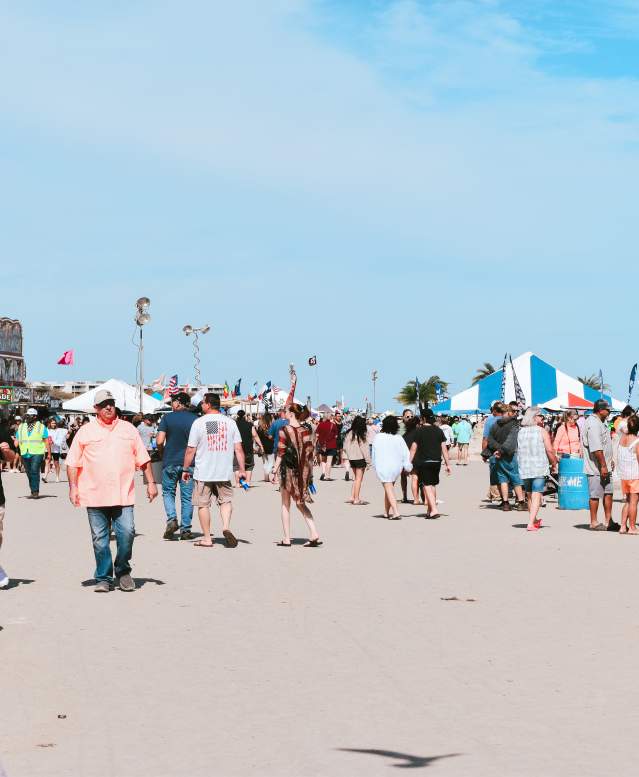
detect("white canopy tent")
[62,379,163,414]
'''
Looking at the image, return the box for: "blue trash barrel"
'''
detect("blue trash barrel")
[558,456,590,509]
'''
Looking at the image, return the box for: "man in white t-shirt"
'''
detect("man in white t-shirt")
[182,393,245,548]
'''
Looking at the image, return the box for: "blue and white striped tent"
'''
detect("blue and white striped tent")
[432,352,624,414]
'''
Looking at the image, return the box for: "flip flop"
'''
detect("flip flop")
[589,524,606,531]
[526,525,539,532]
[303,539,323,547]
[352,500,369,505]
[194,540,214,547]
[276,541,292,547]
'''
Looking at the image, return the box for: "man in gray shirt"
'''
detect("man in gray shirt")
[582,399,619,531]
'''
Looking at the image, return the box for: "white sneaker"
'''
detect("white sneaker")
[0,566,9,589]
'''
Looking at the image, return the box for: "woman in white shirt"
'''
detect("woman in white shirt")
[372,415,412,519]
[44,418,67,483]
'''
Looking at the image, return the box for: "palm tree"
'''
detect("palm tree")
[578,374,610,392]
[396,376,449,406]
[471,362,496,386]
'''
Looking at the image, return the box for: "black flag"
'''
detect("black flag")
[308,356,317,366]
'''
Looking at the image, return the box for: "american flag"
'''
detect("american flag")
[205,419,228,452]
[168,375,179,396]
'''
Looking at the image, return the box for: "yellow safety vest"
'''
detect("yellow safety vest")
[17,422,47,456]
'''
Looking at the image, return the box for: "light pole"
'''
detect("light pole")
[183,324,210,386]
[135,297,151,414]
[371,369,378,414]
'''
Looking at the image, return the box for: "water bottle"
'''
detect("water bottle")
[239,477,249,491]
[309,481,317,494]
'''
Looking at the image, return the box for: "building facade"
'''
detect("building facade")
[0,317,26,385]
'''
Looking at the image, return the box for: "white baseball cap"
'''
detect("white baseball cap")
[26,408,38,416]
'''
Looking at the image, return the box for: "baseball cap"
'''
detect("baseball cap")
[94,389,116,406]
[26,408,38,416]
[593,399,610,412]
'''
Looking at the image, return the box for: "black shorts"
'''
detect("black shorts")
[416,462,442,486]
[349,459,367,470]
[51,452,61,461]
[321,448,337,457]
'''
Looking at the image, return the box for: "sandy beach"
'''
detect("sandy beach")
[1,461,637,777]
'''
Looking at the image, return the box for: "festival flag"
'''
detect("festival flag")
[232,378,242,398]
[500,353,508,402]
[258,381,271,400]
[167,374,179,396]
[223,381,230,398]
[434,381,443,402]
[415,376,421,413]
[308,356,317,366]
[598,369,605,398]
[628,364,637,404]
[509,355,526,409]
[57,349,74,366]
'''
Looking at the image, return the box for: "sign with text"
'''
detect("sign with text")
[0,386,12,404]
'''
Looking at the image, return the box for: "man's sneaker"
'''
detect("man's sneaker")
[607,520,621,532]
[94,580,111,593]
[501,501,512,512]
[514,501,528,512]
[163,519,179,539]
[180,529,194,540]
[117,574,136,592]
[0,565,9,589]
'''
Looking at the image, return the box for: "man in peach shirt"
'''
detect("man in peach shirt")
[66,389,158,592]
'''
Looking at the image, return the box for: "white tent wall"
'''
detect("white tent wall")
[62,379,163,414]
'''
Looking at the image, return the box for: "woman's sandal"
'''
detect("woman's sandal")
[303,539,323,547]
[194,540,214,547]
[276,541,292,547]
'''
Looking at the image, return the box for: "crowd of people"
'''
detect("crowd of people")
[480,399,639,533]
[1,389,637,591]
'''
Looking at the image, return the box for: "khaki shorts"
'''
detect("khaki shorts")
[192,481,233,508]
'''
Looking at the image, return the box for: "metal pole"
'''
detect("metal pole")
[315,365,319,408]
[193,332,202,386]
[372,370,378,413]
[139,326,144,414]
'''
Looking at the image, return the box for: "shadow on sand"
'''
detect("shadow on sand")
[337,748,460,769]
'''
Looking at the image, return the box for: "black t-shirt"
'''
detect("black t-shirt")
[0,424,14,507]
[257,427,274,455]
[235,418,254,457]
[412,425,446,464]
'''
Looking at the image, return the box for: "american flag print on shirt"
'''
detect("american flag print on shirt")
[206,419,228,452]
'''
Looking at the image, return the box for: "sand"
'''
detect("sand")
[1,461,637,777]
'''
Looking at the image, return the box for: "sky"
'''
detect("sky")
[1,0,638,409]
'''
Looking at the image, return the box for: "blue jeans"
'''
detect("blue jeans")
[87,506,135,582]
[23,454,44,493]
[162,465,193,529]
[495,456,523,487]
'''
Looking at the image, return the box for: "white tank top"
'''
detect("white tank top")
[617,438,639,481]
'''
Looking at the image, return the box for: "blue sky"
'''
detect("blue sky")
[1,0,638,408]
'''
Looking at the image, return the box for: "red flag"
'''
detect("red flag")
[57,349,74,366]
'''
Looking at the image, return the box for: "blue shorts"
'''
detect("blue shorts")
[494,457,523,487]
[523,477,545,493]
